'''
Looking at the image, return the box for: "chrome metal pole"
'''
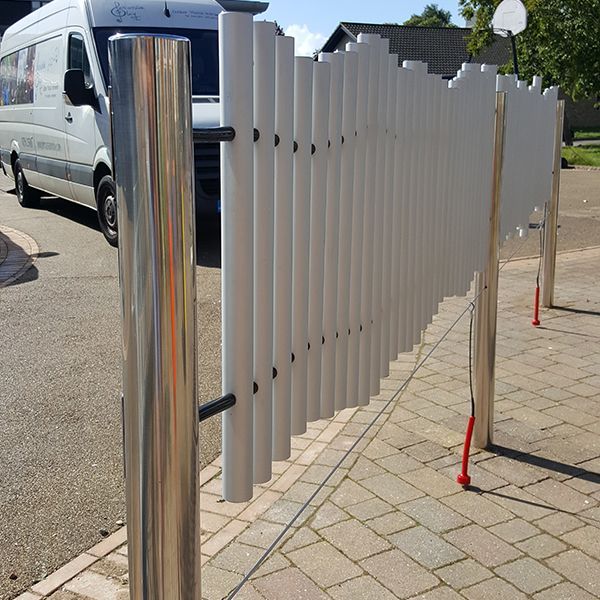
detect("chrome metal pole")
[473,91,506,449]
[110,35,199,599]
[541,99,565,307]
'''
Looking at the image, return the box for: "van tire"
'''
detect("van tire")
[14,159,40,208]
[96,175,118,247]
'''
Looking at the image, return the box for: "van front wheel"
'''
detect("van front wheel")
[14,159,40,208]
[96,175,118,247]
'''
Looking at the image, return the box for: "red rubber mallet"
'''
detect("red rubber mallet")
[457,415,475,486]
[532,285,540,326]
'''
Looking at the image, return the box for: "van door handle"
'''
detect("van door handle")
[65,113,73,123]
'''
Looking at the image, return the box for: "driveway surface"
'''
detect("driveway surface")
[0,168,598,598]
[0,187,222,599]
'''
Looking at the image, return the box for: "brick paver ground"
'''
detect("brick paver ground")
[15,246,600,599]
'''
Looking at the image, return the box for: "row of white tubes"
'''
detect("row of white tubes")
[499,76,558,240]
[219,12,559,502]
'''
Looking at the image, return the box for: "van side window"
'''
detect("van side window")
[68,33,93,87]
[0,45,36,105]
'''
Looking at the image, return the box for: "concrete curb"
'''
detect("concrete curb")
[0,225,39,288]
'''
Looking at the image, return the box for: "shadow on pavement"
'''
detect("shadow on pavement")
[5,188,101,233]
[461,444,600,522]
[5,188,222,268]
[536,325,600,339]
[552,305,600,318]
[43,196,102,233]
[489,444,599,482]
[196,217,221,268]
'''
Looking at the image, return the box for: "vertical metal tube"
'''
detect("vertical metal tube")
[357,33,380,406]
[421,75,437,323]
[541,99,565,307]
[437,80,452,303]
[110,34,199,598]
[379,54,398,377]
[272,35,295,461]
[429,78,443,309]
[334,48,358,412]
[403,61,427,345]
[389,67,407,358]
[220,11,254,503]
[380,54,398,374]
[252,20,276,485]
[320,51,343,419]
[398,67,416,353]
[473,91,506,449]
[306,61,330,423]
[443,84,457,298]
[346,42,369,408]
[370,38,389,394]
[291,57,313,434]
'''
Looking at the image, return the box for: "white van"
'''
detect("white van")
[0,0,265,245]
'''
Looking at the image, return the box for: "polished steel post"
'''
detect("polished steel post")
[541,99,565,307]
[473,91,506,449]
[110,35,199,598]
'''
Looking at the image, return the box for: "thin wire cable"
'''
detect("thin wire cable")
[226,286,487,599]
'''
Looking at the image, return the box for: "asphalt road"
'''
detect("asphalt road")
[0,168,599,599]
[0,187,222,599]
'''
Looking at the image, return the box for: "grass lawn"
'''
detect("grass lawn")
[573,127,600,141]
[562,145,600,167]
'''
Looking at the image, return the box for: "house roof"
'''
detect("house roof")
[321,22,511,77]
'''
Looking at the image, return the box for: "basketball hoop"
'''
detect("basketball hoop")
[491,0,528,77]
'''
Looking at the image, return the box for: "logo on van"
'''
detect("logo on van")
[111,2,127,21]
[110,2,143,23]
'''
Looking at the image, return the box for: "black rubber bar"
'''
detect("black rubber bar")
[193,126,236,143]
[192,127,260,143]
[198,393,236,422]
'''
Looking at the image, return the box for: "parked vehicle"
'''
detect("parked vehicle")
[0,0,256,246]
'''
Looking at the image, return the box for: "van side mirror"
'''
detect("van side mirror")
[64,69,96,107]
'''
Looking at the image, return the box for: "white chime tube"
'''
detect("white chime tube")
[307,60,330,423]
[320,51,344,419]
[291,56,313,435]
[252,20,276,485]
[334,48,358,412]
[220,11,254,503]
[272,35,295,461]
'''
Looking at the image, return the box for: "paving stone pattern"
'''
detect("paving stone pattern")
[16,248,600,599]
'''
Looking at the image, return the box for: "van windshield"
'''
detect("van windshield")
[93,27,219,96]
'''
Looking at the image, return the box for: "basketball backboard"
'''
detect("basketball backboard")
[492,0,527,36]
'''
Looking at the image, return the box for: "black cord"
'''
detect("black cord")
[468,301,475,418]
[536,204,547,287]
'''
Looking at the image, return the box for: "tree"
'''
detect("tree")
[459,0,600,101]
[403,3,457,27]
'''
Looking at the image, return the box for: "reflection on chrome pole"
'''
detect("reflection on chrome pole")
[110,34,199,599]
[542,99,565,308]
[474,91,506,449]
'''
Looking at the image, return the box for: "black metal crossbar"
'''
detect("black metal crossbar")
[198,393,236,422]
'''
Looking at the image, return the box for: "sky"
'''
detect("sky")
[259,1,464,56]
